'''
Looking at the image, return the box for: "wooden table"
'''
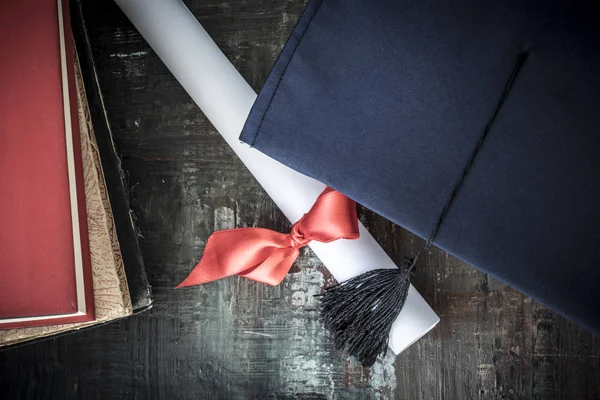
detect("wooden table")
[1,1,599,398]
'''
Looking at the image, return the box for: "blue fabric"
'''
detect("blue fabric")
[241,0,600,334]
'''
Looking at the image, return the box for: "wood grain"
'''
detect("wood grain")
[1,1,598,398]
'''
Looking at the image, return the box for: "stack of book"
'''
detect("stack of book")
[0,0,152,347]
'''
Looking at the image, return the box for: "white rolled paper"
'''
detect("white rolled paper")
[115,0,439,354]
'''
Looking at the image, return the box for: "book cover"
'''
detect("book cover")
[0,0,95,328]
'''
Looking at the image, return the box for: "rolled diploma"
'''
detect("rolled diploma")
[115,0,439,354]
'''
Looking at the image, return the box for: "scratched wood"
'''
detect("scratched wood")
[1,1,599,399]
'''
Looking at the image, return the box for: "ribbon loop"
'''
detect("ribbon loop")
[177,187,359,288]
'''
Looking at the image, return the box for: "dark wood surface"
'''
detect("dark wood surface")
[1,1,599,398]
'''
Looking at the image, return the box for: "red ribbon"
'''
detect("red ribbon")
[176,187,359,287]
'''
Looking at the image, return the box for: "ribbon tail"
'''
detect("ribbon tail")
[176,228,293,288]
[175,232,229,288]
[239,247,300,286]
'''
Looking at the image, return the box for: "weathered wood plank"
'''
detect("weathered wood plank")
[0,1,598,399]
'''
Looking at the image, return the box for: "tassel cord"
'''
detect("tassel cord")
[409,52,529,270]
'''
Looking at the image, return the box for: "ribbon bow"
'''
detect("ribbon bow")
[177,187,359,287]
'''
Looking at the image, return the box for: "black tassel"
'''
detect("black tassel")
[316,257,415,367]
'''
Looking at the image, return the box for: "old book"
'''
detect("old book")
[0,0,95,328]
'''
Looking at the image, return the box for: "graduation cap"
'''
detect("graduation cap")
[237,0,600,364]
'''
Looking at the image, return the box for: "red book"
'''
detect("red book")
[0,0,95,328]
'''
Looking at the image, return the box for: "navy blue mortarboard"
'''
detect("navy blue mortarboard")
[240,0,600,363]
